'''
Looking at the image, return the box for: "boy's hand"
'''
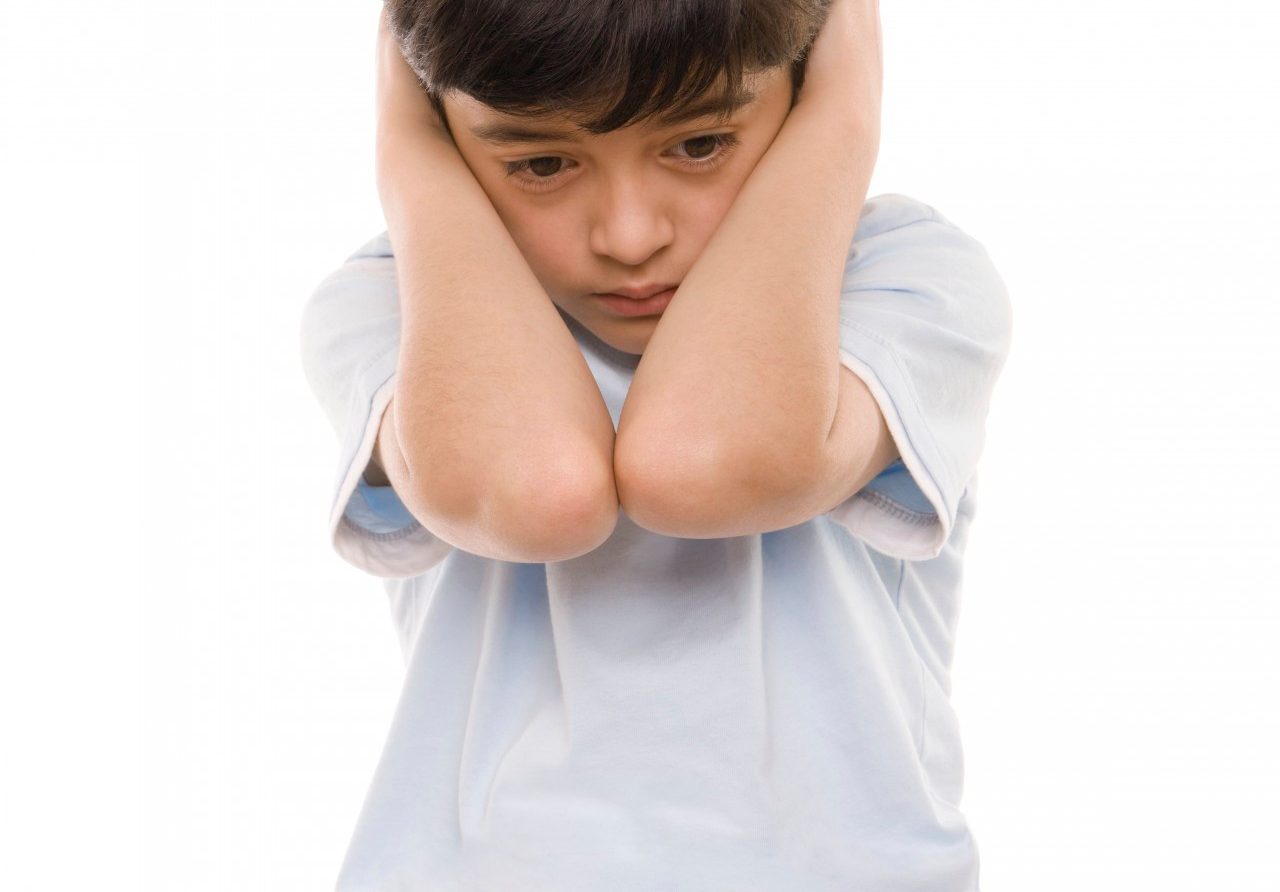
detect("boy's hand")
[375,7,448,144]
[374,8,462,222]
[796,0,883,142]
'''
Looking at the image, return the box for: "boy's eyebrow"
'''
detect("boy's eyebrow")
[469,86,760,146]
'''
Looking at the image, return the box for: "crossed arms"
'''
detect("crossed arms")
[369,0,897,563]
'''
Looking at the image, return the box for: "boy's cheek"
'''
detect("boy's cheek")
[504,225,579,301]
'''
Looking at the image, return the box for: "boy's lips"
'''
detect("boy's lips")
[592,287,677,317]
[595,282,680,301]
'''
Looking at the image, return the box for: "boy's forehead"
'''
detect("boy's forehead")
[450,68,779,145]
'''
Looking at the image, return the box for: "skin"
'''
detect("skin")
[367,0,886,556]
[435,67,796,357]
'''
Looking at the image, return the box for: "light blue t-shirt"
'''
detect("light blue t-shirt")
[300,193,1013,891]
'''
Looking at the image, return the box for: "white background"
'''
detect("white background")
[3,0,1277,888]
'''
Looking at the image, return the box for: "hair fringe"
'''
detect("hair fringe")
[387,0,832,133]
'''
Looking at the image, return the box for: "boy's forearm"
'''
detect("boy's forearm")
[615,94,876,502]
[378,129,620,559]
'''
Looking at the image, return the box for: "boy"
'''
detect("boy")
[299,0,1012,888]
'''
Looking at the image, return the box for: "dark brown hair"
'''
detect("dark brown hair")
[384,0,833,134]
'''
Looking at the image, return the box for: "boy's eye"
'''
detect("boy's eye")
[502,132,742,192]
[523,156,568,178]
[679,135,722,160]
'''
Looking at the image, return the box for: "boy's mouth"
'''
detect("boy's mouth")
[592,286,677,317]
[595,282,679,301]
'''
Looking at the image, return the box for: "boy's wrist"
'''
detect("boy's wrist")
[375,127,470,226]
[772,93,878,189]
[793,60,881,144]
[783,74,881,190]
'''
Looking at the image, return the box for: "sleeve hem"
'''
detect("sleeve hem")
[327,365,453,579]
[824,329,960,561]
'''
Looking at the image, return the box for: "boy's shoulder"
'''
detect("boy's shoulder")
[344,231,394,263]
[852,193,997,272]
[857,193,943,240]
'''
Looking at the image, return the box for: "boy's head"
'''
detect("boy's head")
[385,0,833,356]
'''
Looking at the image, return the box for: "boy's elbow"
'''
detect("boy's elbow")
[406,449,619,564]
[507,469,620,563]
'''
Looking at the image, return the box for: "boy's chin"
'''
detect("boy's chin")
[587,321,652,360]
[553,301,653,360]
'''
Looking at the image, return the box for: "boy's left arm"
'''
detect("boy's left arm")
[615,0,891,538]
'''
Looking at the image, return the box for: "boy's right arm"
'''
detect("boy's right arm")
[370,11,619,563]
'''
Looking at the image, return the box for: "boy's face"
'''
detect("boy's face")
[439,66,794,356]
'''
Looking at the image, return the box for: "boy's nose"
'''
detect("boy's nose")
[588,183,676,268]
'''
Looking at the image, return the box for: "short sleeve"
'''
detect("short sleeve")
[822,194,1014,561]
[299,233,454,578]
